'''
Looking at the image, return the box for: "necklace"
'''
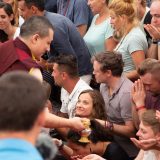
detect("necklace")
[114,34,127,51]
[114,25,134,52]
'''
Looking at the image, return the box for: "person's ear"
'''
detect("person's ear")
[61,72,68,80]
[9,14,14,22]
[31,5,38,14]
[31,34,40,44]
[104,70,112,77]
[119,14,126,22]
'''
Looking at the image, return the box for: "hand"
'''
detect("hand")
[36,57,47,69]
[71,155,86,160]
[130,137,157,150]
[156,110,160,122]
[131,79,146,107]
[68,117,86,131]
[144,24,160,40]
[52,138,62,147]
[77,154,105,160]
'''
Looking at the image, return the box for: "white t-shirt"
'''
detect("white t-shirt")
[60,79,92,118]
[143,150,160,160]
[13,27,20,39]
[114,26,148,72]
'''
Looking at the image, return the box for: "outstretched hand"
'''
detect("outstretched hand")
[69,117,87,131]
[130,137,158,150]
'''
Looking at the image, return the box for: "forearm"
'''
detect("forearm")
[59,144,73,158]
[132,103,140,129]
[44,113,71,128]
[54,139,73,158]
[105,37,118,51]
[113,123,136,137]
[77,24,87,37]
[147,44,158,59]
[125,70,139,82]
[96,119,135,138]
[132,102,146,125]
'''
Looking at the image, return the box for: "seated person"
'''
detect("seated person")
[132,110,160,160]
[74,89,107,120]
[66,120,128,160]
[55,89,107,138]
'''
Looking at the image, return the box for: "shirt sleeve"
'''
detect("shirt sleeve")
[119,92,133,121]
[104,19,114,40]
[60,88,68,113]
[127,32,148,54]
[73,0,89,26]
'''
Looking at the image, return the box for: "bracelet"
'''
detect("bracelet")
[108,121,114,131]
[152,39,160,44]
[136,106,145,111]
[105,121,114,131]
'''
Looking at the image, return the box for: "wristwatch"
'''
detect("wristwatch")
[152,39,160,44]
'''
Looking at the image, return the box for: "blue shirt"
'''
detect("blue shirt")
[45,0,57,13]
[57,0,93,27]
[0,138,42,160]
[44,11,92,76]
[84,15,114,56]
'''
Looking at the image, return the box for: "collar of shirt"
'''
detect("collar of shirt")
[14,37,32,57]
[105,75,126,98]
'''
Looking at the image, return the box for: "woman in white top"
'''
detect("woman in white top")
[0,2,20,43]
[84,0,117,57]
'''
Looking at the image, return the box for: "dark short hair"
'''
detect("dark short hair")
[20,16,54,38]
[77,90,107,120]
[51,54,79,78]
[67,120,112,146]
[24,0,44,11]
[0,71,47,131]
[138,58,160,78]
[92,51,124,76]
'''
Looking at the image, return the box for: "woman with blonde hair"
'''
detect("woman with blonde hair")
[109,0,148,81]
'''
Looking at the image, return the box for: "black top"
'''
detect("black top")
[102,142,129,160]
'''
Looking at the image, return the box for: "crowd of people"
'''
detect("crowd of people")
[0,0,160,160]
